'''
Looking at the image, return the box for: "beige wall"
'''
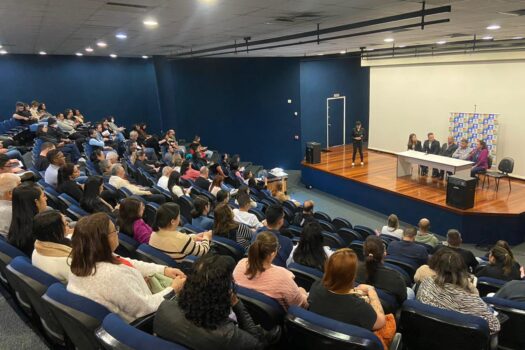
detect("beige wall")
[369,58,525,178]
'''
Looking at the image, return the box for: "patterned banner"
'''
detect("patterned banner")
[449,112,499,164]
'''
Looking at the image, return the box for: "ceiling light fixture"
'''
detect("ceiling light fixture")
[143,19,158,27]
[486,25,501,30]
[85,47,94,52]
[366,48,374,51]
[398,44,406,48]
[0,45,2,49]
[142,55,149,59]
[384,38,394,43]
[0,49,7,55]
[316,53,324,56]
[97,41,107,48]
[340,50,346,54]
[115,33,127,40]
[436,40,447,45]
[110,54,117,58]
[482,36,494,40]
[75,52,83,56]
[39,51,47,55]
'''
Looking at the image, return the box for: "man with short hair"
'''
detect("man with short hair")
[433,229,478,272]
[292,200,317,227]
[252,204,293,267]
[233,193,263,229]
[194,166,211,191]
[421,132,440,177]
[45,118,82,163]
[44,149,66,187]
[34,142,56,172]
[0,154,22,174]
[157,166,173,190]
[387,227,428,267]
[12,101,36,124]
[0,173,22,236]
[105,151,119,165]
[109,164,165,204]
[452,138,472,160]
[439,136,459,179]
[415,218,439,248]
[135,150,160,178]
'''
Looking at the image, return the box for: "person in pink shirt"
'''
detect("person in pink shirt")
[117,198,153,244]
[468,139,489,177]
[233,231,308,310]
[180,160,200,181]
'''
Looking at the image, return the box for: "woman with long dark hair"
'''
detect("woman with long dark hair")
[57,163,83,202]
[167,171,187,199]
[290,222,331,271]
[191,195,214,231]
[468,139,489,177]
[117,198,152,244]
[407,133,422,151]
[8,184,47,256]
[68,213,185,322]
[31,210,72,283]
[154,254,279,349]
[476,245,521,281]
[233,231,307,309]
[80,176,117,215]
[180,160,199,181]
[209,175,224,197]
[213,203,253,249]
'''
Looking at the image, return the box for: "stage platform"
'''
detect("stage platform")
[301,145,525,245]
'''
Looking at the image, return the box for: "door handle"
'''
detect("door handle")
[328,124,332,126]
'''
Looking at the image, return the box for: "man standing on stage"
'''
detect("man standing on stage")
[351,121,366,166]
[421,132,440,177]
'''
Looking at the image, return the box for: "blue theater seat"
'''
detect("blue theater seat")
[287,262,323,290]
[332,217,353,231]
[477,277,506,297]
[135,244,178,268]
[236,285,285,331]
[116,233,140,259]
[484,296,525,350]
[211,236,245,262]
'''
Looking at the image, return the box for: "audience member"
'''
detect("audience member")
[233,231,308,309]
[452,138,471,160]
[433,229,478,273]
[155,254,278,350]
[8,184,47,256]
[31,210,72,283]
[289,222,331,271]
[80,176,117,216]
[68,213,185,322]
[386,227,428,267]
[118,198,152,244]
[109,164,165,204]
[191,195,214,230]
[57,163,83,202]
[476,245,521,281]
[213,203,254,249]
[292,200,316,227]
[0,154,22,174]
[194,167,211,192]
[417,249,500,334]
[157,166,173,190]
[135,150,160,178]
[167,171,188,198]
[180,160,200,181]
[149,203,211,261]
[233,193,263,229]
[415,218,439,248]
[34,142,56,172]
[105,151,119,165]
[46,118,82,162]
[0,174,21,236]
[379,214,403,239]
[216,189,230,205]
[44,149,66,188]
[209,175,224,197]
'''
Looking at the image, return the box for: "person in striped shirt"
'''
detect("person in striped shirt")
[149,202,212,262]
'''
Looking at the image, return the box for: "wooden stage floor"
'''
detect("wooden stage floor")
[302,145,525,216]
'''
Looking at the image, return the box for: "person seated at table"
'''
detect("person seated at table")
[421,132,440,177]
[438,136,459,179]
[452,138,471,160]
[407,134,422,152]
[467,139,489,178]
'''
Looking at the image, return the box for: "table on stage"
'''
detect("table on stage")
[396,150,473,178]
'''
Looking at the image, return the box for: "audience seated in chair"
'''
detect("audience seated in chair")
[57,163,83,202]
[44,149,66,188]
[386,227,428,267]
[379,214,403,240]
[156,166,173,190]
[191,195,214,231]
[233,231,308,310]
[194,166,211,191]
[118,198,153,244]
[109,164,165,204]
[476,245,521,281]
[180,160,200,181]
[233,193,263,229]
[80,176,117,216]
[433,229,478,273]
[166,171,188,199]
[289,222,331,271]
[0,173,21,237]
[34,142,56,172]
[213,203,254,250]
[415,218,439,248]
[292,200,316,227]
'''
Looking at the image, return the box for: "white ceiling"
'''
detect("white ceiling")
[0,0,524,57]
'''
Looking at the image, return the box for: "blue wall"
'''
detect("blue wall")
[166,58,302,169]
[300,57,370,153]
[0,54,162,132]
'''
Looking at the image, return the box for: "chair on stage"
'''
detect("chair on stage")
[482,157,514,193]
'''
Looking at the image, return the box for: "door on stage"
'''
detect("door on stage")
[326,96,346,148]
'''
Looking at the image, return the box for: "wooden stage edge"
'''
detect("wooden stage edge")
[301,145,525,217]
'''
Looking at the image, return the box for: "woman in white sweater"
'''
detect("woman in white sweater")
[32,210,73,284]
[67,213,186,322]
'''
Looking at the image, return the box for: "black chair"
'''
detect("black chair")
[211,236,245,262]
[283,206,295,223]
[115,233,140,259]
[143,202,160,228]
[337,228,363,246]
[482,157,514,192]
[384,257,418,281]
[283,200,298,215]
[177,195,194,223]
[0,239,27,292]
[313,211,331,222]
[248,207,265,221]
[353,225,375,238]
[318,220,336,233]
[322,231,345,249]
[349,240,364,260]
[284,225,302,238]
[477,277,505,297]
[287,262,323,290]
[399,299,492,350]
[136,244,178,268]
[332,217,352,231]
[484,296,525,350]
[236,285,285,331]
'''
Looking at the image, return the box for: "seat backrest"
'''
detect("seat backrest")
[236,285,285,330]
[43,283,111,350]
[399,299,491,350]
[66,204,89,221]
[313,211,331,222]
[332,217,352,231]
[6,257,64,344]
[177,196,194,222]
[322,231,345,249]
[498,157,514,173]
[337,228,362,246]
[211,236,245,262]
[0,239,27,288]
[282,200,298,214]
[96,313,188,350]
[136,244,178,268]
[285,306,383,350]
[384,257,418,280]
[248,207,265,221]
[44,188,61,210]
[287,262,323,290]
[143,202,160,228]
[115,233,140,259]
[349,241,364,261]
[477,277,506,297]
[353,225,375,238]
[58,193,80,210]
[483,296,525,350]
[318,220,336,233]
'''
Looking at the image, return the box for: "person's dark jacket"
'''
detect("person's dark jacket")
[475,263,521,282]
[47,126,68,143]
[441,143,459,157]
[195,176,211,192]
[292,212,317,227]
[408,141,423,152]
[57,180,83,202]
[154,298,264,350]
[423,140,440,154]
[386,240,428,267]
[433,244,478,273]
[34,155,49,172]
[135,159,158,177]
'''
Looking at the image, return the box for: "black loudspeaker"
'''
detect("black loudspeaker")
[305,142,321,164]
[446,175,477,210]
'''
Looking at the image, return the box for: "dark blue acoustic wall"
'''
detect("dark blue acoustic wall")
[0,54,162,132]
[167,58,302,169]
[300,57,370,153]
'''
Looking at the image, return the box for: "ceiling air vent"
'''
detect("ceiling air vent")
[273,11,324,23]
[499,9,525,16]
[447,33,471,38]
[105,2,149,9]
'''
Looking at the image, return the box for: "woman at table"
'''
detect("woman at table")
[351,121,366,166]
[407,133,423,152]
[468,139,489,177]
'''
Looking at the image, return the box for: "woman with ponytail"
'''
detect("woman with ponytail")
[356,236,408,306]
[233,231,308,310]
[191,195,213,230]
[476,245,521,281]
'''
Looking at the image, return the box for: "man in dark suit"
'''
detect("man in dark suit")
[421,132,440,177]
[194,166,212,192]
[439,136,459,179]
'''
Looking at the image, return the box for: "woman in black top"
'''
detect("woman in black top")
[351,121,366,166]
[80,176,117,217]
[476,246,521,281]
[292,222,328,272]
[357,236,408,311]
[407,133,423,152]
[57,163,83,202]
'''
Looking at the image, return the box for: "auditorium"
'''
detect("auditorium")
[1,0,524,349]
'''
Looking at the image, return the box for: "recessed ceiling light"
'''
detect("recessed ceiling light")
[436,40,447,45]
[340,50,346,54]
[482,36,494,40]
[110,54,117,58]
[512,36,524,40]
[398,44,406,48]
[143,19,158,27]
[384,38,394,43]
[85,47,94,52]
[39,51,47,55]
[486,25,501,30]
[316,53,324,56]
[97,41,107,48]
[0,45,3,49]
[142,55,149,59]
[75,52,83,56]
[366,48,374,51]
[115,33,127,40]
[0,49,7,55]
[265,22,273,25]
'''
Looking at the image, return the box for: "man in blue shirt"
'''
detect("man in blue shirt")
[387,227,428,267]
[252,204,292,267]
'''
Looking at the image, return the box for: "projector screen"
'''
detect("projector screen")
[369,60,525,178]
